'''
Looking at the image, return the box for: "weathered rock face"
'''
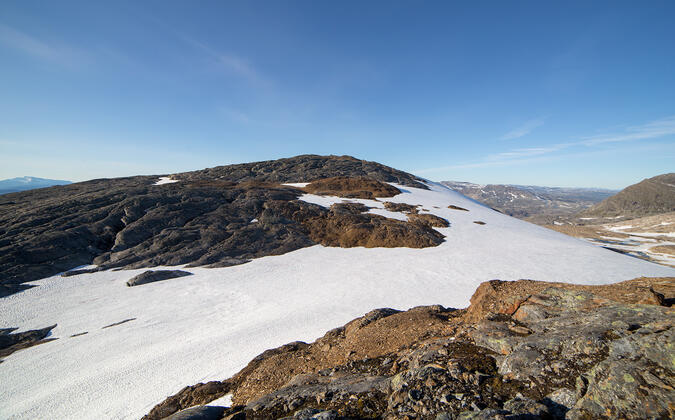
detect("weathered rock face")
[126,270,193,287]
[145,277,675,420]
[0,179,307,296]
[0,156,438,297]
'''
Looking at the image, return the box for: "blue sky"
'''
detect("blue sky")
[0,1,673,189]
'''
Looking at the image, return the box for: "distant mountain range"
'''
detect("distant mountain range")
[0,176,72,195]
[580,173,675,221]
[441,181,617,224]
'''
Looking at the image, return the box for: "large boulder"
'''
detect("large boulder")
[126,270,193,287]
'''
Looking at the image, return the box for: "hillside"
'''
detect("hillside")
[0,155,428,297]
[579,173,675,221]
[1,156,673,419]
[441,181,614,224]
[0,176,71,195]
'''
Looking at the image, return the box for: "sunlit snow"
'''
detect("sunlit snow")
[1,182,672,420]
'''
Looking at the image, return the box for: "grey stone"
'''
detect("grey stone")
[126,270,193,287]
[163,405,225,420]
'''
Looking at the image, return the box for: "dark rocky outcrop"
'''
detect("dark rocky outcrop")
[164,406,228,420]
[270,200,445,249]
[0,324,57,362]
[0,156,438,297]
[146,277,675,420]
[127,270,193,287]
[303,177,401,200]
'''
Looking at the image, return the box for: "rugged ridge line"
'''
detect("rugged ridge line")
[0,156,435,297]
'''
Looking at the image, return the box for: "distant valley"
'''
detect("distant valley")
[440,181,616,224]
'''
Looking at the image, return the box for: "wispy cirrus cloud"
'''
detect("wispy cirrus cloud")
[417,115,675,173]
[180,36,266,87]
[219,107,252,124]
[500,118,546,140]
[0,23,88,67]
[580,115,675,146]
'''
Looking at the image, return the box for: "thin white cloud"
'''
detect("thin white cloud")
[500,118,545,140]
[181,36,265,86]
[417,115,675,173]
[219,107,252,124]
[0,23,87,67]
[580,115,675,145]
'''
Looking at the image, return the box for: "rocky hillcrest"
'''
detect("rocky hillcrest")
[580,173,675,221]
[0,155,436,297]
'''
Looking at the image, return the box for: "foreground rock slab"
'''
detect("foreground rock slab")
[146,277,675,420]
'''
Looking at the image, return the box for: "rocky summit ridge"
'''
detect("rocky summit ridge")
[0,155,434,297]
[146,276,675,420]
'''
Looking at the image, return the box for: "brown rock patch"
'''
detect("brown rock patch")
[407,213,450,228]
[382,202,419,214]
[267,200,445,249]
[303,212,445,248]
[303,176,401,199]
[464,277,674,323]
[473,220,486,225]
[448,205,469,211]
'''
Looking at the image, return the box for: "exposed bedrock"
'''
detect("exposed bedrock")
[145,277,675,420]
[0,156,439,297]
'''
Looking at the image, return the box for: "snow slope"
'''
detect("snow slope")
[1,182,672,419]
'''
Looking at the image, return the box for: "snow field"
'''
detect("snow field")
[1,182,673,419]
